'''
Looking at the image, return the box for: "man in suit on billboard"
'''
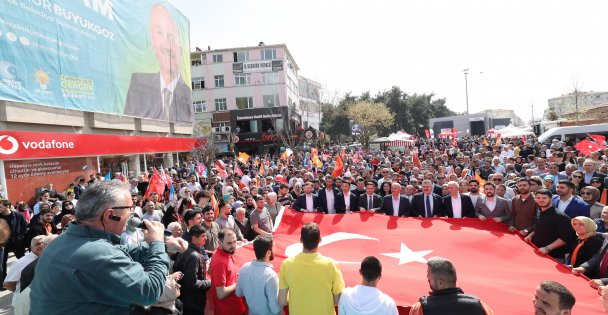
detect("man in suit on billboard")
[124,4,193,123]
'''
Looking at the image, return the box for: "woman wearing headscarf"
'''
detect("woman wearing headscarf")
[568,216,603,278]
[265,192,282,224]
[580,186,605,219]
[590,177,607,204]
[54,200,75,226]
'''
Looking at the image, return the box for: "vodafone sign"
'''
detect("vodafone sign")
[0,131,197,160]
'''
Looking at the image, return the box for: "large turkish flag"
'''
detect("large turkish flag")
[234,210,604,314]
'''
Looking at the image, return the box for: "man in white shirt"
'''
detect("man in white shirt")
[186,175,202,192]
[4,235,55,306]
[339,256,398,315]
[443,181,476,218]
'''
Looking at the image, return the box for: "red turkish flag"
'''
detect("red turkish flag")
[589,133,607,145]
[234,210,604,314]
[144,169,165,200]
[575,139,606,156]
[234,164,244,176]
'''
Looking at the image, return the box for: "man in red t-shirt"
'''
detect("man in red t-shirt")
[210,229,246,314]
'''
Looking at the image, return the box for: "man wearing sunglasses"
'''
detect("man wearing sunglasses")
[30,180,187,314]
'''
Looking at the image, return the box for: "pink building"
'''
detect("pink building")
[190,43,318,155]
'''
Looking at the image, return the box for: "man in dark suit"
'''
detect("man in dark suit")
[442,181,475,218]
[582,159,606,185]
[382,182,410,217]
[359,181,383,213]
[317,176,339,214]
[552,180,590,218]
[335,181,359,213]
[124,4,193,123]
[411,180,444,217]
[292,182,319,212]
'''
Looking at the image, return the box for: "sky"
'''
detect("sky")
[170,0,608,123]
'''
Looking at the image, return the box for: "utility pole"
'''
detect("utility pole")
[463,69,469,115]
[531,103,534,124]
[574,88,579,124]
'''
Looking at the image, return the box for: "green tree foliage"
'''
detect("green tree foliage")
[321,88,455,141]
[347,101,394,148]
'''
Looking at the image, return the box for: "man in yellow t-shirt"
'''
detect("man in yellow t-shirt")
[278,222,345,315]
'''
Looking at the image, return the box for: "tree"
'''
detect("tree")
[190,139,219,172]
[547,111,558,121]
[347,101,394,148]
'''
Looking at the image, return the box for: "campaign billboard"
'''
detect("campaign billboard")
[0,0,193,123]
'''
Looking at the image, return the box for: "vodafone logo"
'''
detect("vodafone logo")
[0,135,18,155]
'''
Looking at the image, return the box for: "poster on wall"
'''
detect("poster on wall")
[4,157,97,204]
[0,0,192,123]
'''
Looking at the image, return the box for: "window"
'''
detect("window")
[263,94,280,107]
[191,60,202,66]
[261,72,280,84]
[234,51,249,62]
[192,77,205,90]
[212,122,228,128]
[261,49,277,60]
[212,54,223,63]
[275,118,284,130]
[193,101,206,113]
[215,98,227,111]
[236,120,258,133]
[234,73,251,86]
[261,119,275,132]
[214,75,224,88]
[236,97,254,109]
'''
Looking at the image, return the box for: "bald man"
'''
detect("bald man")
[124,4,193,123]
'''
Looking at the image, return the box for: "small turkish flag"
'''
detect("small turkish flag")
[575,139,606,156]
[234,210,605,314]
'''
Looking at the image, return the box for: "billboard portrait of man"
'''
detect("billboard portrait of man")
[124,3,193,123]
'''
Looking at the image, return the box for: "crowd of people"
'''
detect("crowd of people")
[2,134,608,314]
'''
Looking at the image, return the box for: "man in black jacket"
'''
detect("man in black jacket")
[173,224,211,314]
[23,208,58,251]
[0,199,27,286]
[410,256,493,314]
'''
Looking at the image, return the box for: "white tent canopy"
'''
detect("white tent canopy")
[495,125,534,138]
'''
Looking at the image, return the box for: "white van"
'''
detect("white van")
[538,123,608,143]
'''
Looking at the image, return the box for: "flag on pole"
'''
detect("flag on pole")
[234,164,244,176]
[211,194,219,218]
[281,148,294,160]
[574,139,606,156]
[495,133,502,146]
[412,149,422,168]
[104,171,111,181]
[331,154,343,178]
[521,135,526,143]
[588,133,607,145]
[168,181,175,203]
[144,169,165,200]
[234,210,605,314]
[215,160,228,179]
[483,138,489,146]
[237,152,250,164]
[195,161,207,177]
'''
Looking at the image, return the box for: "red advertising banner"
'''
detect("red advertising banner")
[0,131,196,160]
[424,129,430,139]
[5,157,97,204]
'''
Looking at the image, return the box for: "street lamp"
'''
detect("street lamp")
[463,68,469,115]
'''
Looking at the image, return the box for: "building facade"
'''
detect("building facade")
[298,75,322,130]
[428,109,524,138]
[545,91,608,119]
[190,43,320,155]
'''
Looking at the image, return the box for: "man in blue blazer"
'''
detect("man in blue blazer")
[552,180,590,218]
[335,181,360,213]
[292,182,320,212]
[317,176,339,214]
[382,182,410,217]
[411,180,444,217]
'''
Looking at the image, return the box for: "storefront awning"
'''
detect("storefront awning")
[0,131,197,160]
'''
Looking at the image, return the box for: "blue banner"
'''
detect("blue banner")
[0,0,192,123]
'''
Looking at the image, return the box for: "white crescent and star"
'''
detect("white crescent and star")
[381,243,434,265]
[284,232,433,265]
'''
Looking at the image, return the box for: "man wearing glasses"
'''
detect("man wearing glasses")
[489,173,515,200]
[30,180,187,314]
